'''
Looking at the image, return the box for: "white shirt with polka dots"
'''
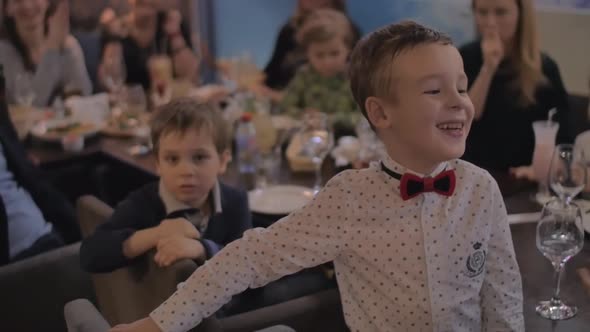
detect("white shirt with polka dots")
[150,157,524,332]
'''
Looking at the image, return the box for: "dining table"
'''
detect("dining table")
[28,134,590,331]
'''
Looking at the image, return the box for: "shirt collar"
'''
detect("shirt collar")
[159,181,223,215]
[381,155,448,179]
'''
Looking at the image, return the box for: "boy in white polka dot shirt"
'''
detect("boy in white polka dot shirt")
[111,21,524,332]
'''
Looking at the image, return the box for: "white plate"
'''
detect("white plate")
[31,118,101,141]
[507,212,541,225]
[248,185,314,215]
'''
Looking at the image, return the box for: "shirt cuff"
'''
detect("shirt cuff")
[150,289,202,332]
[149,309,172,332]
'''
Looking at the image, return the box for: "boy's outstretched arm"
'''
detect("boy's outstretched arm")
[109,172,352,332]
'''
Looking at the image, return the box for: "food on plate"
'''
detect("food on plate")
[47,122,95,135]
[108,112,142,131]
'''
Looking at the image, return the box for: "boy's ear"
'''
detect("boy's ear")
[218,149,232,175]
[365,96,393,129]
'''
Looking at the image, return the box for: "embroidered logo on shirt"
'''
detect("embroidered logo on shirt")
[463,242,486,278]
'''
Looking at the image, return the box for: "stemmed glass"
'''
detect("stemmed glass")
[536,198,584,320]
[14,72,36,107]
[103,55,127,100]
[124,85,148,115]
[549,144,587,205]
[252,106,279,189]
[122,85,151,155]
[299,112,333,194]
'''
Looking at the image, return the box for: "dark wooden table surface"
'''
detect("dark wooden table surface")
[29,135,590,331]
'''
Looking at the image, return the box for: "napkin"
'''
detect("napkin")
[286,133,316,172]
[65,93,110,126]
[331,136,361,167]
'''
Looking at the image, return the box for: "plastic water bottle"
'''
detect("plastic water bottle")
[236,113,258,174]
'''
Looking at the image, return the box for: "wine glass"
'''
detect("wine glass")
[14,72,36,106]
[124,85,148,115]
[252,108,279,189]
[536,198,585,320]
[103,55,127,98]
[549,144,587,205]
[299,112,333,194]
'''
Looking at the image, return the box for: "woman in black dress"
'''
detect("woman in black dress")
[459,0,572,173]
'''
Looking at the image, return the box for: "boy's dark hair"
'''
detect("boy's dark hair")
[150,98,230,155]
[349,21,453,125]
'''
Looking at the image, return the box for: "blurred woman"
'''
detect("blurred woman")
[460,0,572,172]
[98,0,199,91]
[0,0,92,107]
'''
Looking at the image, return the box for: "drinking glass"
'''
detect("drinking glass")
[299,112,333,194]
[536,198,584,320]
[532,120,559,204]
[103,55,127,97]
[548,144,587,205]
[253,110,279,188]
[148,54,173,106]
[14,72,35,106]
[124,85,148,115]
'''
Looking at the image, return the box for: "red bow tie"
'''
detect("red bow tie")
[381,163,456,201]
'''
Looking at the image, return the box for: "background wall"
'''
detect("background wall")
[211,0,296,68]
[536,9,590,95]
[210,0,588,95]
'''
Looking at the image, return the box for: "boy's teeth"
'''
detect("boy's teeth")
[437,123,463,130]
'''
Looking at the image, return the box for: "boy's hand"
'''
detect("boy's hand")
[154,236,205,267]
[110,317,161,332]
[481,28,504,72]
[158,218,200,239]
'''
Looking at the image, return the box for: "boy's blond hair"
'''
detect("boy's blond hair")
[150,98,231,155]
[295,8,354,50]
[292,0,347,27]
[348,21,453,125]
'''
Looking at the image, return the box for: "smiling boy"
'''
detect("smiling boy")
[111,21,524,332]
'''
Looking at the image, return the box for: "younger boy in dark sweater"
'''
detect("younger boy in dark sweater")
[81,98,251,273]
